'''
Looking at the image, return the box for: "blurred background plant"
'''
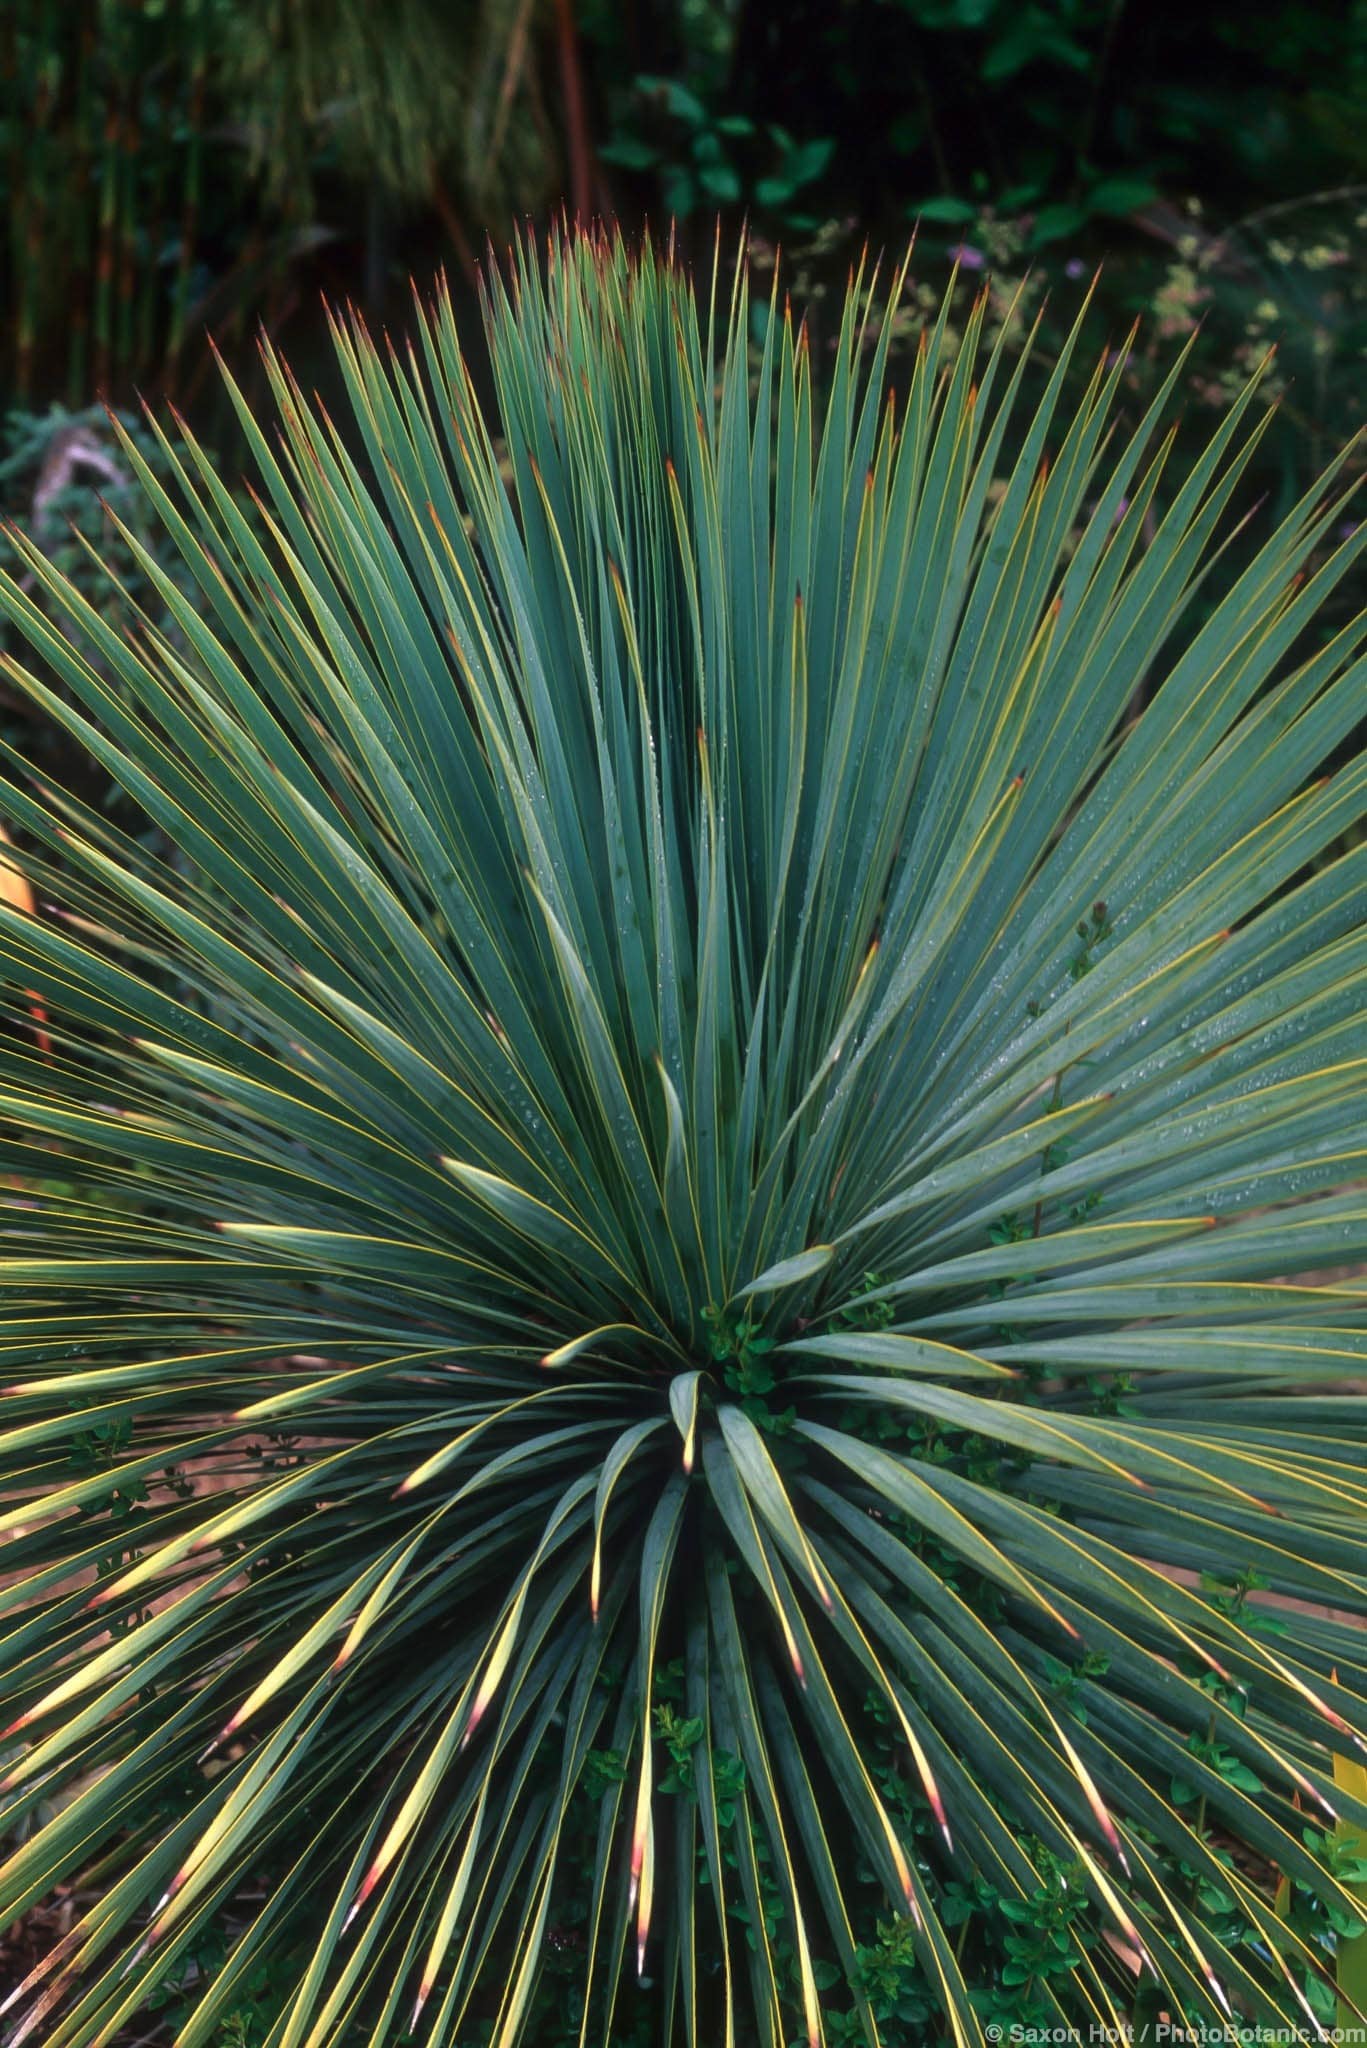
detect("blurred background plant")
[5,0,1364,398]
[2,0,600,413]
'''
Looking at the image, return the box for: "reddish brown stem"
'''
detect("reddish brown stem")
[554,0,593,224]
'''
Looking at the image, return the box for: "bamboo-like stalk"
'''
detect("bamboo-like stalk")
[66,0,99,404]
[2,0,21,395]
[167,0,206,384]
[136,0,171,375]
[17,0,61,400]
[114,2,141,381]
[93,0,119,392]
[554,0,592,223]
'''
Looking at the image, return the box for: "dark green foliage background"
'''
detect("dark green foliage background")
[3,0,1364,400]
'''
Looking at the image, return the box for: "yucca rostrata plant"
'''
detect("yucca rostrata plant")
[0,228,1366,2048]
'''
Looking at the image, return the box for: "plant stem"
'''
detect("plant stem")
[554,0,593,222]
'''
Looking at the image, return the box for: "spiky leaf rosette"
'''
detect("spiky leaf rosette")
[1,229,1366,2048]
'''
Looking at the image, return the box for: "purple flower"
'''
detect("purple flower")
[949,242,986,271]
